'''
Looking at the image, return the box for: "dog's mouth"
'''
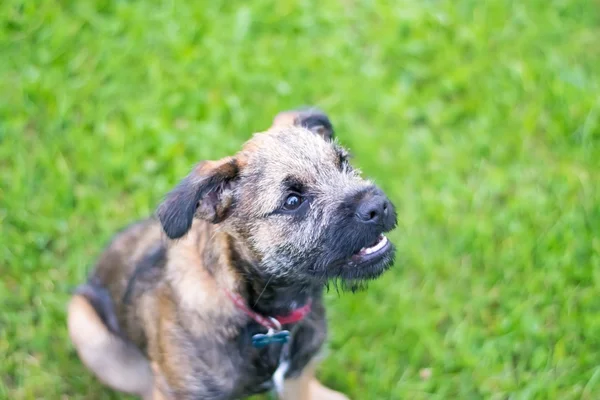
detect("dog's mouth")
[331,233,395,283]
[351,234,390,263]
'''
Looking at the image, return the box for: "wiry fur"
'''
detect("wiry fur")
[68,108,396,400]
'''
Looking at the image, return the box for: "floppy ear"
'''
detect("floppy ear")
[157,157,239,239]
[272,108,335,141]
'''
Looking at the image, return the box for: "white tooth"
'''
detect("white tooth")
[365,235,388,254]
[357,236,389,257]
[376,235,388,250]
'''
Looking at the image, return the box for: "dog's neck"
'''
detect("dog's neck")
[198,225,320,317]
[241,272,316,317]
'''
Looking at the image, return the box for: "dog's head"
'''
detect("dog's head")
[158,109,396,287]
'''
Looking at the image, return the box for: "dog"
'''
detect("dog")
[67,108,397,400]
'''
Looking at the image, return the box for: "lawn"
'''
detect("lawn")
[1,0,600,398]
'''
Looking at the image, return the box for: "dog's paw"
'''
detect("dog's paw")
[309,380,350,400]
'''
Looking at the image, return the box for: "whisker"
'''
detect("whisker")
[253,274,274,307]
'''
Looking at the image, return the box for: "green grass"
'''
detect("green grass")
[1,0,600,398]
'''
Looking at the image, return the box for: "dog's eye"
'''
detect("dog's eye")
[283,194,303,211]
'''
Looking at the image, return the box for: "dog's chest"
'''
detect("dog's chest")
[229,323,290,396]
[162,295,325,398]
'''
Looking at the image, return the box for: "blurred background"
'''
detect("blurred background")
[1,0,599,399]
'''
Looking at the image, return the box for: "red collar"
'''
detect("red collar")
[225,290,312,330]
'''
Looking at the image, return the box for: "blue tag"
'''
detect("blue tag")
[252,330,290,348]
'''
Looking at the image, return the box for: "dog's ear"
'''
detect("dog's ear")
[272,108,335,141]
[157,157,240,239]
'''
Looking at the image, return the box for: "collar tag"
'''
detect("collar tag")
[252,330,290,348]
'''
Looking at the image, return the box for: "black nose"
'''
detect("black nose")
[355,193,390,225]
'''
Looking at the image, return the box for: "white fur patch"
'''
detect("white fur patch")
[273,359,290,396]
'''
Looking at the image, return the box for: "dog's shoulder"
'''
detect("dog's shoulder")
[162,220,242,332]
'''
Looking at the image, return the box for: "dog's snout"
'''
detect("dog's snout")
[355,193,389,225]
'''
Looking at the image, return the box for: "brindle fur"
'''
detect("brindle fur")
[68,108,396,400]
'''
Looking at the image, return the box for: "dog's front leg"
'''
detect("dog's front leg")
[278,299,349,400]
[279,359,349,400]
[147,363,170,400]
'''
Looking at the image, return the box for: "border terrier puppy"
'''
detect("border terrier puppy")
[68,109,397,400]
